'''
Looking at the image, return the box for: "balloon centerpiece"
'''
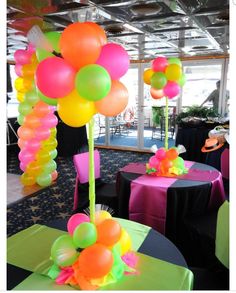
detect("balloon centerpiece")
[14,21,138,289]
[143,57,188,176]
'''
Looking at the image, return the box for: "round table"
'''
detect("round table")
[116,161,225,254]
[7,218,193,290]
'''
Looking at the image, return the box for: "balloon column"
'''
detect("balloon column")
[143,56,187,176]
[14,45,58,187]
[48,210,137,289]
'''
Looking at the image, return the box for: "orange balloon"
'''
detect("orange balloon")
[18,138,26,149]
[33,101,51,117]
[96,219,121,246]
[86,22,107,46]
[51,170,58,181]
[143,68,154,85]
[150,88,164,100]
[17,126,35,140]
[22,63,36,77]
[95,80,128,117]
[24,114,41,128]
[166,148,178,161]
[78,243,113,279]
[160,158,173,174]
[60,22,102,70]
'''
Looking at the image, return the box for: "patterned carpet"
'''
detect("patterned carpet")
[7,148,151,237]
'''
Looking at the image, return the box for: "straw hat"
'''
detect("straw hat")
[201,138,224,153]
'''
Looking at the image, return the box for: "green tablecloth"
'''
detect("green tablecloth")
[8,220,194,290]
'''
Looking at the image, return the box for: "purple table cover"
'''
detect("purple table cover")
[121,161,225,234]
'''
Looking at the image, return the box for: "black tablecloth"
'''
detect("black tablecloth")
[7,218,188,290]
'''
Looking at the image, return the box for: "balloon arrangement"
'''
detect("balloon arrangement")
[14,45,58,187]
[143,56,187,176]
[48,210,138,289]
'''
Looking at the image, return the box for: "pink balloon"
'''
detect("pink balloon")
[14,49,32,65]
[20,162,27,172]
[152,57,168,72]
[155,148,166,160]
[41,113,58,128]
[67,213,90,236]
[149,156,160,169]
[18,149,35,165]
[25,138,41,152]
[163,81,181,99]
[96,43,130,80]
[14,64,23,77]
[36,126,51,141]
[27,43,35,53]
[35,57,76,98]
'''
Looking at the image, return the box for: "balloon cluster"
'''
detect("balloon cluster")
[35,22,130,127]
[48,211,137,290]
[14,45,58,187]
[146,147,188,176]
[143,57,186,100]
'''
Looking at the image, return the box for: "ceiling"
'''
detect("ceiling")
[7,0,229,62]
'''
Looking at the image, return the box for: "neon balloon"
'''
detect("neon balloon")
[155,148,166,160]
[94,210,112,225]
[152,57,168,72]
[96,43,130,80]
[14,49,33,65]
[51,170,58,181]
[36,172,52,187]
[96,218,122,246]
[14,64,23,77]
[86,22,107,46]
[20,173,36,186]
[17,126,35,140]
[150,88,164,99]
[143,68,154,85]
[33,101,51,117]
[151,72,167,89]
[163,81,181,99]
[67,213,90,236]
[165,64,182,81]
[35,57,76,98]
[73,222,97,249]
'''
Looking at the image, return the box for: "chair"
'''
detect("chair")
[221,148,229,199]
[73,150,118,215]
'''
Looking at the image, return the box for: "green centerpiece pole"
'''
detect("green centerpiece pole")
[165,96,169,150]
[88,117,95,223]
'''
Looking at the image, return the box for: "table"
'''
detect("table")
[116,161,225,248]
[7,218,193,290]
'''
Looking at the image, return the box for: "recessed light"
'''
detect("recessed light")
[130,3,162,16]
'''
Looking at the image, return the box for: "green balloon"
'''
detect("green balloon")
[168,57,182,67]
[172,156,184,169]
[73,222,97,249]
[75,64,111,101]
[17,114,25,125]
[44,160,57,173]
[151,72,167,89]
[177,73,186,87]
[51,235,78,267]
[50,149,58,160]
[25,89,40,106]
[37,89,58,106]
[36,32,61,62]
[18,102,32,116]
[36,172,52,187]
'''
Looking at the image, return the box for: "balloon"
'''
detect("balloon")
[50,127,57,137]
[165,64,182,81]
[51,170,58,181]
[36,172,52,187]
[14,49,32,65]
[149,156,160,169]
[97,219,122,246]
[20,173,36,186]
[163,81,181,99]
[17,92,25,103]
[143,68,154,85]
[14,64,23,77]
[26,161,42,176]
[36,126,51,141]
[58,90,96,127]
[50,149,58,160]
[150,88,164,99]
[24,138,41,152]
[36,150,51,163]
[168,57,182,67]
[18,149,35,165]
[73,222,97,249]
[42,137,58,151]
[166,148,178,161]
[75,64,111,101]
[78,243,113,278]
[177,73,186,87]
[155,148,166,160]
[15,77,32,93]
[17,126,35,140]
[152,57,168,72]
[17,114,24,125]
[22,63,36,77]
[36,31,61,61]
[33,101,51,117]
[160,158,173,174]
[19,162,27,172]
[86,22,107,46]
[41,113,58,128]
[24,114,41,129]
[67,213,90,236]
[44,160,57,173]
[17,138,26,149]
[18,102,32,116]
[95,210,112,226]
[37,90,58,106]
[119,228,132,255]
[35,57,76,98]
[25,89,40,106]
[51,235,78,267]
[94,80,128,116]
[60,22,102,69]
[172,156,185,169]
[96,43,130,80]
[151,72,167,89]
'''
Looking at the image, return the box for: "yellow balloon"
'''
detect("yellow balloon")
[36,150,51,164]
[42,138,58,151]
[17,92,25,103]
[26,161,42,176]
[50,127,57,137]
[95,210,112,225]
[22,63,36,77]
[143,68,154,85]
[58,90,96,127]
[20,173,36,186]
[165,64,182,81]
[15,77,33,93]
[119,228,132,255]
